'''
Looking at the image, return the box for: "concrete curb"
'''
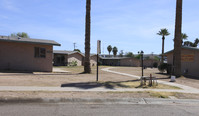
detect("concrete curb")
[1,97,199,105]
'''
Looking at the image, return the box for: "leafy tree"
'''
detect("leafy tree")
[157,28,170,64]
[154,56,160,61]
[173,0,183,77]
[112,46,118,57]
[183,38,199,47]
[74,49,81,53]
[84,0,91,73]
[125,52,134,58]
[107,45,112,57]
[11,32,30,38]
[119,50,124,57]
[135,54,141,59]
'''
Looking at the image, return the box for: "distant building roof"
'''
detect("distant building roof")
[0,35,61,46]
[100,57,134,60]
[53,50,96,57]
[164,46,199,55]
[53,50,78,55]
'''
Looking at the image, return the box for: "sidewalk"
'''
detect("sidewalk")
[0,85,198,94]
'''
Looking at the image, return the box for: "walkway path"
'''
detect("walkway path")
[101,67,199,94]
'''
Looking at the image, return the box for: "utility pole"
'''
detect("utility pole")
[97,40,101,82]
[73,43,76,50]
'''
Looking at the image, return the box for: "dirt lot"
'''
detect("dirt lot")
[111,66,199,89]
[0,66,198,89]
[0,66,199,99]
[0,66,136,87]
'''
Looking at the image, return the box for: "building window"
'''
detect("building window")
[34,47,46,58]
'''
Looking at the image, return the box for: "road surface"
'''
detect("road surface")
[0,103,199,116]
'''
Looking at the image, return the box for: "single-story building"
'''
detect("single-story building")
[53,50,84,66]
[0,35,60,72]
[100,57,158,67]
[165,46,199,77]
[53,50,98,66]
[100,57,139,66]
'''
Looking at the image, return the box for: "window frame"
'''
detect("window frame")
[34,47,46,58]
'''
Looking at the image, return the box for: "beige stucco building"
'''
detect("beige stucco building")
[53,50,97,66]
[0,36,60,72]
[165,46,199,77]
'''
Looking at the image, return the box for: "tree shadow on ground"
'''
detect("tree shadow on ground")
[155,72,170,76]
[61,79,140,90]
[156,72,199,80]
[182,75,199,80]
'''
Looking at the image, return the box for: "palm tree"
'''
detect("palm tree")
[181,33,188,44]
[112,47,118,57]
[84,0,91,73]
[173,0,183,77]
[107,45,112,57]
[157,28,170,64]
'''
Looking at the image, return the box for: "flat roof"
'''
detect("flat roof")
[0,35,61,46]
[100,57,133,60]
[164,46,199,55]
[53,50,77,55]
[53,50,97,57]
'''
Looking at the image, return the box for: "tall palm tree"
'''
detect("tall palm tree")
[173,0,183,77]
[107,45,112,57]
[157,28,170,64]
[181,33,188,44]
[84,0,91,73]
[112,46,118,57]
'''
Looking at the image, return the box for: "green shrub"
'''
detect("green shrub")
[153,62,158,68]
[158,63,167,73]
[70,61,77,66]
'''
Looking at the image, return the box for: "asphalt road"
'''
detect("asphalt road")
[0,103,199,116]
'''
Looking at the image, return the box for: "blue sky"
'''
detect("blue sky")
[0,0,199,55]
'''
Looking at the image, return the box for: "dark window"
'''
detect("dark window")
[34,47,46,58]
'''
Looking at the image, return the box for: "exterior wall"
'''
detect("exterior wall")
[166,48,199,77]
[90,55,97,66]
[0,41,53,72]
[101,59,120,66]
[68,53,83,66]
[120,58,140,67]
[143,59,158,67]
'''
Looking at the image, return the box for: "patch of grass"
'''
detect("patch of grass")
[148,91,176,98]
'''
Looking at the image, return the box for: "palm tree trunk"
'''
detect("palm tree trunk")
[174,0,182,77]
[84,0,91,73]
[161,36,165,64]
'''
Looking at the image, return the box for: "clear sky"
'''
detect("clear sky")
[0,0,199,55]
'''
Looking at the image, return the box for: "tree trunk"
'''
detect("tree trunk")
[161,36,165,64]
[84,0,91,73]
[173,0,182,77]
